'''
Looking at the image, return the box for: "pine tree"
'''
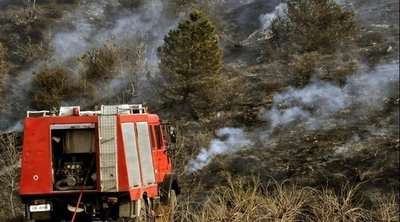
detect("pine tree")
[157,10,223,118]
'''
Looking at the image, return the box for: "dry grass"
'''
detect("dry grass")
[309,182,371,221]
[371,192,399,222]
[174,174,399,222]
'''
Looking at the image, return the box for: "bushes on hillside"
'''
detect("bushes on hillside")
[28,36,147,111]
[268,0,357,55]
[80,42,119,84]
[29,66,78,110]
[264,0,358,87]
[78,38,146,106]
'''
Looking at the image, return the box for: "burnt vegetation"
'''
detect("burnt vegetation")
[0,0,398,221]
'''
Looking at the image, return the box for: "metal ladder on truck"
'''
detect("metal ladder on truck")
[98,104,144,191]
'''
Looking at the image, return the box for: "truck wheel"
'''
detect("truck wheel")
[168,190,177,221]
[138,196,154,222]
[155,190,176,222]
[167,190,176,221]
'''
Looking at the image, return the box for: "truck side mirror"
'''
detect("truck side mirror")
[168,126,176,144]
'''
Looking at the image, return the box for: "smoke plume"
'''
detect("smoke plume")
[52,0,173,64]
[187,62,399,172]
[259,3,287,33]
[263,63,399,130]
[259,0,350,34]
[186,128,252,173]
[1,0,275,132]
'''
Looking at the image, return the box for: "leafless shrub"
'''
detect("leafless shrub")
[0,43,10,94]
[13,32,52,63]
[78,37,147,106]
[0,132,23,218]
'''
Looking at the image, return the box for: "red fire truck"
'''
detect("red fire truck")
[19,104,179,222]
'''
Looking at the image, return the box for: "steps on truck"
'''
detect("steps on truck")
[99,105,119,192]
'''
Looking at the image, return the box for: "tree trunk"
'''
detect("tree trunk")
[10,178,15,217]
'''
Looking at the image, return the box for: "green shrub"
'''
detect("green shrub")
[30,66,77,110]
[268,0,357,55]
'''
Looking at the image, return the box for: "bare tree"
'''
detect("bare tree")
[0,132,23,218]
[25,0,37,19]
[0,42,9,94]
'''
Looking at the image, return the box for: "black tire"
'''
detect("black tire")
[155,190,176,222]
[168,190,176,220]
[139,196,155,222]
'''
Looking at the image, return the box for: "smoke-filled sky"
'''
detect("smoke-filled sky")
[52,0,268,62]
[52,0,173,63]
[187,62,399,173]
[0,0,282,132]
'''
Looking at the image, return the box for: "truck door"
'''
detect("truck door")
[151,125,172,182]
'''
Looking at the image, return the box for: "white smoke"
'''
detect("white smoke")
[259,3,287,33]
[265,81,348,130]
[263,63,399,130]
[187,62,399,172]
[211,0,259,12]
[3,121,23,133]
[186,128,252,173]
[334,0,347,5]
[259,1,350,33]
[52,0,171,63]
[333,145,349,156]
[0,0,178,132]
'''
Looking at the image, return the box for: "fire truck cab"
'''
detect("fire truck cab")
[20,104,179,222]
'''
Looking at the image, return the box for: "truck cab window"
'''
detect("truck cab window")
[155,125,163,149]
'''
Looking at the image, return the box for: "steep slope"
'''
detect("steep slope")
[180,0,399,211]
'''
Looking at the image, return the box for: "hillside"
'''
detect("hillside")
[0,0,398,221]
